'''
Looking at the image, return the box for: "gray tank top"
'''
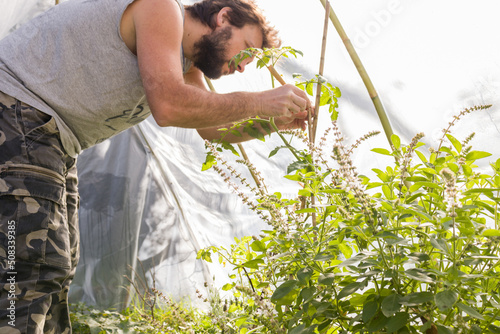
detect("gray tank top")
[0,0,190,157]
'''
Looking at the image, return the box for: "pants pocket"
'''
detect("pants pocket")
[20,103,59,139]
[0,164,71,269]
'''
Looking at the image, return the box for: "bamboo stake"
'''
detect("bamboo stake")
[311,0,330,145]
[306,0,330,229]
[266,65,286,86]
[318,0,395,148]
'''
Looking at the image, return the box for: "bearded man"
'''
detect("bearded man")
[0,0,311,332]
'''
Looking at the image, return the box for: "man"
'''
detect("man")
[0,0,311,332]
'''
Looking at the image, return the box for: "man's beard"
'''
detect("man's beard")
[192,26,232,79]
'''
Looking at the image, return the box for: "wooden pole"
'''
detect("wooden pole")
[318,0,395,148]
[311,0,330,145]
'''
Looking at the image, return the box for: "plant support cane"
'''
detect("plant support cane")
[311,0,330,145]
[318,0,395,149]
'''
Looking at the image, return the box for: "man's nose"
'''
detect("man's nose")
[237,57,254,73]
[237,62,246,73]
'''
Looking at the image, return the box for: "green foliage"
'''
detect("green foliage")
[200,50,498,332]
[294,73,341,121]
[70,297,217,334]
[70,303,152,334]
[230,46,303,70]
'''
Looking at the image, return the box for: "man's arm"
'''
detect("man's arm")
[129,0,310,130]
[183,65,308,142]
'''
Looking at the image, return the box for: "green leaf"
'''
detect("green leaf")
[382,184,394,200]
[410,181,441,192]
[447,162,459,173]
[436,325,454,334]
[367,312,389,332]
[332,86,341,98]
[228,303,239,313]
[314,252,334,261]
[407,252,431,263]
[391,134,401,149]
[243,123,265,141]
[337,252,375,267]
[482,229,500,237]
[295,208,317,214]
[405,268,434,283]
[221,141,240,156]
[415,150,428,163]
[386,312,409,333]
[297,267,313,284]
[250,240,266,252]
[372,148,392,156]
[446,134,462,153]
[201,152,217,171]
[338,281,363,300]
[271,280,298,302]
[435,290,458,311]
[362,300,378,323]
[430,237,450,253]
[488,325,500,333]
[197,249,213,263]
[339,243,353,259]
[298,189,312,197]
[400,292,434,306]
[464,188,500,194]
[289,324,309,334]
[287,160,309,174]
[463,164,472,176]
[300,286,316,303]
[241,258,264,269]
[318,273,335,286]
[457,302,484,320]
[381,293,402,317]
[269,145,287,158]
[420,168,439,175]
[222,283,235,291]
[329,104,339,121]
[306,82,314,96]
[466,150,492,161]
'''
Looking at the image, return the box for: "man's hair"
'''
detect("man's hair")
[185,0,281,49]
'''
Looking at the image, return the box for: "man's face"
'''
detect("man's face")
[192,24,263,80]
[192,26,233,79]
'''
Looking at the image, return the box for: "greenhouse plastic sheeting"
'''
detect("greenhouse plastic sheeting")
[70,122,272,309]
[2,0,499,310]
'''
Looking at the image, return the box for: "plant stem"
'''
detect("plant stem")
[266,65,319,228]
[318,0,395,149]
[496,190,499,230]
[204,76,266,193]
[482,305,500,332]
[268,118,301,161]
[452,216,457,267]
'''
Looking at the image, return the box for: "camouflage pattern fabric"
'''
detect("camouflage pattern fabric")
[0,92,80,334]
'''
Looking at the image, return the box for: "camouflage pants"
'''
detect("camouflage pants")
[0,92,79,334]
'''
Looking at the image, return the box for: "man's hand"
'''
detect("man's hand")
[259,84,312,119]
[273,106,312,131]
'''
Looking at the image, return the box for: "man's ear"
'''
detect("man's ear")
[215,7,232,27]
